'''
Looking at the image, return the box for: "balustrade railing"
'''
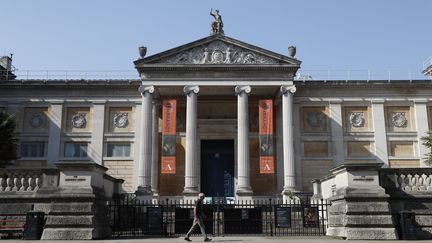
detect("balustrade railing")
[0,168,59,193]
[1,69,431,82]
[379,168,432,192]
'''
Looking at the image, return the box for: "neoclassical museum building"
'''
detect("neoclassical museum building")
[1,23,432,201]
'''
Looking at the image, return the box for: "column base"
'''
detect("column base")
[135,186,152,201]
[282,188,298,202]
[151,189,160,198]
[182,187,199,202]
[236,187,253,197]
[183,188,199,202]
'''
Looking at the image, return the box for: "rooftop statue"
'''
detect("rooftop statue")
[210,8,224,35]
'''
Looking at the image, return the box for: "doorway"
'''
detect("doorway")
[200,140,234,197]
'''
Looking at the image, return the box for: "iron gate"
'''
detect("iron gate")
[108,195,330,238]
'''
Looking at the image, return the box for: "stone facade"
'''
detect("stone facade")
[0,34,431,201]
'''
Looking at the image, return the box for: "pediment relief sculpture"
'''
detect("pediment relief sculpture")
[157,41,281,65]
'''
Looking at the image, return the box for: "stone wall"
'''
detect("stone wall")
[379,168,432,239]
[0,164,123,240]
[104,160,134,192]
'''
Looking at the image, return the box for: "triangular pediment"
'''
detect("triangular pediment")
[134,34,301,66]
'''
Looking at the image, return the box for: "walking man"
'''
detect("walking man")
[184,193,212,242]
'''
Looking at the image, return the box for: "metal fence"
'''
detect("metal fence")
[108,195,330,238]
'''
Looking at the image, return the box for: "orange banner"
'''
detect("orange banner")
[260,156,274,174]
[259,99,273,135]
[161,99,176,174]
[162,100,177,135]
[259,99,274,174]
[161,156,176,174]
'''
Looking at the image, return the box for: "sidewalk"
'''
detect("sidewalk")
[1,237,431,243]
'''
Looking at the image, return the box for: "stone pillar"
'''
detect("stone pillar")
[47,102,63,166]
[326,163,398,240]
[281,85,297,200]
[235,85,252,197]
[6,103,23,134]
[42,162,112,240]
[372,100,389,167]
[414,100,430,167]
[151,100,160,196]
[275,103,284,193]
[136,85,154,199]
[88,102,105,164]
[293,103,303,190]
[330,101,345,166]
[132,101,142,190]
[183,85,200,196]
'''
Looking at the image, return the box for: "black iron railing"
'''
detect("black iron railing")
[108,195,330,238]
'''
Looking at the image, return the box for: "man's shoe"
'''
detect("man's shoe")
[204,238,212,242]
[184,237,192,241]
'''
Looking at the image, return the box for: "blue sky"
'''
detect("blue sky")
[1,0,431,78]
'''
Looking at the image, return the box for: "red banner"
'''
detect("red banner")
[161,99,176,174]
[259,99,274,174]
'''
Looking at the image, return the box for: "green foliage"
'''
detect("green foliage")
[0,111,19,167]
[421,131,432,166]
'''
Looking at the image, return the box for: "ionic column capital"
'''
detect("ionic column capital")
[138,85,155,95]
[280,85,296,95]
[235,85,251,95]
[183,85,200,95]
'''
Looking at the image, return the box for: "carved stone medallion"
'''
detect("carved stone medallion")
[306,112,323,128]
[349,112,365,127]
[158,40,280,65]
[29,113,44,128]
[113,112,129,128]
[392,112,408,128]
[71,113,87,128]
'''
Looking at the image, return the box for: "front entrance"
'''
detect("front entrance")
[200,140,234,197]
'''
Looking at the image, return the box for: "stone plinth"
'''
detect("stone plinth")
[326,162,398,240]
[40,162,112,240]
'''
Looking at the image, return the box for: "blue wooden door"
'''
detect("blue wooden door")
[200,140,234,197]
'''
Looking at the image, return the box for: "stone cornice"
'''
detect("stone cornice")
[137,65,299,72]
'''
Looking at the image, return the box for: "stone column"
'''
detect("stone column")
[275,103,284,193]
[89,102,105,164]
[183,85,200,196]
[281,85,297,199]
[151,100,160,196]
[136,85,154,198]
[47,102,63,166]
[372,100,389,167]
[132,101,142,190]
[330,101,345,166]
[414,100,430,167]
[235,85,253,196]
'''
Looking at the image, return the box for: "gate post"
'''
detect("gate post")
[326,162,398,240]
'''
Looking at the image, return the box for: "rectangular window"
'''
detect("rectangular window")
[64,143,88,158]
[106,143,131,157]
[21,142,45,158]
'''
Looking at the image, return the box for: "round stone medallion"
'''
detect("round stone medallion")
[113,112,129,128]
[349,112,365,127]
[71,113,87,128]
[306,112,322,128]
[392,112,407,128]
[29,113,44,128]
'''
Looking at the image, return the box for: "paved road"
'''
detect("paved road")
[1,237,432,243]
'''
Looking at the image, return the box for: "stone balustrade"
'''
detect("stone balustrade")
[379,168,432,193]
[0,168,59,192]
